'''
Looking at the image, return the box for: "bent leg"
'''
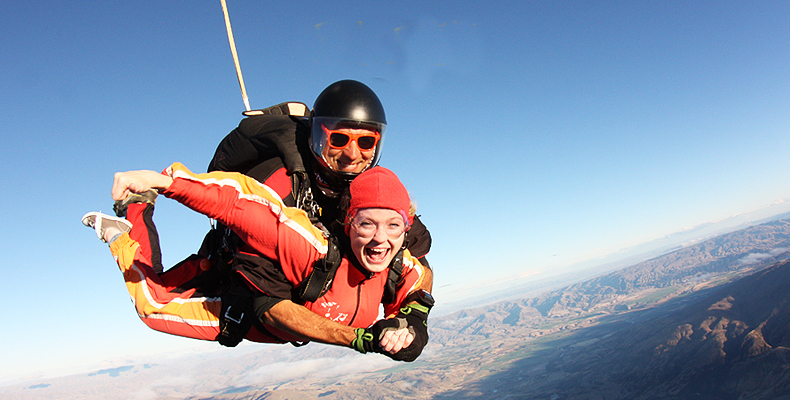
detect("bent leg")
[109,202,221,341]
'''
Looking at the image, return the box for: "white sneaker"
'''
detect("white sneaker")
[81,212,132,243]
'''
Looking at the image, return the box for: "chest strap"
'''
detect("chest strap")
[297,235,342,303]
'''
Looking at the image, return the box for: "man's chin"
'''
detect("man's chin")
[337,165,363,174]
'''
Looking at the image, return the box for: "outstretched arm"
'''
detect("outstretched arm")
[262,300,355,346]
[262,300,413,355]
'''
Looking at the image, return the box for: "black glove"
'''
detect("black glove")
[351,317,406,354]
[389,304,429,362]
[351,305,429,362]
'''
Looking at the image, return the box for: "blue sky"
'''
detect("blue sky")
[1,0,789,383]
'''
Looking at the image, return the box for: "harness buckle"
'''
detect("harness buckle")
[224,305,244,325]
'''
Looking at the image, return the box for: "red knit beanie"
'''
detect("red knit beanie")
[347,166,413,228]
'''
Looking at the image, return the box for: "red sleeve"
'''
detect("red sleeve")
[263,167,292,200]
[161,163,326,284]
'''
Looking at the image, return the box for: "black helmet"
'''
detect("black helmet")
[310,80,387,188]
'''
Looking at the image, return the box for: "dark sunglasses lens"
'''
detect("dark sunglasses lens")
[357,136,377,150]
[329,133,350,147]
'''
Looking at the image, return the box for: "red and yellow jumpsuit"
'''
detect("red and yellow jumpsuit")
[108,163,427,343]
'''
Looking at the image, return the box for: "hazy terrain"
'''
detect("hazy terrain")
[5,219,790,399]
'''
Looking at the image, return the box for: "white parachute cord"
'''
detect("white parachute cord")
[220,0,251,111]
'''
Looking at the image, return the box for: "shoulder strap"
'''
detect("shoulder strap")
[297,234,342,303]
[382,248,406,304]
[381,232,412,304]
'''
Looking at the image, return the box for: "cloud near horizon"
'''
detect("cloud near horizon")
[738,248,788,265]
[235,354,392,387]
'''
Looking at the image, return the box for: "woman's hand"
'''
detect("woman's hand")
[111,170,174,201]
[379,326,415,354]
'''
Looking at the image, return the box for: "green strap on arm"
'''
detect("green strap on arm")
[351,328,373,353]
[400,303,430,315]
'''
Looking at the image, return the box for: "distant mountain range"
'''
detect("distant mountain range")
[527,218,790,318]
[430,259,790,399]
[438,205,790,316]
[428,218,790,399]
[5,219,790,399]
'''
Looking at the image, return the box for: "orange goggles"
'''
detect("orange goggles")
[322,124,380,150]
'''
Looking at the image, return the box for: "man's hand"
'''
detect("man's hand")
[111,170,173,201]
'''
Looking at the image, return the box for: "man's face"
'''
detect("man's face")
[322,127,379,174]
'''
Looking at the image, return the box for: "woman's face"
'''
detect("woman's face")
[349,208,407,273]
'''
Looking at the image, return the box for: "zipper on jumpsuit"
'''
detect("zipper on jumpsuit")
[348,283,363,326]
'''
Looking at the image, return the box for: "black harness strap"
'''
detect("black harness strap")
[217,276,255,347]
[297,235,342,303]
[382,248,406,304]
